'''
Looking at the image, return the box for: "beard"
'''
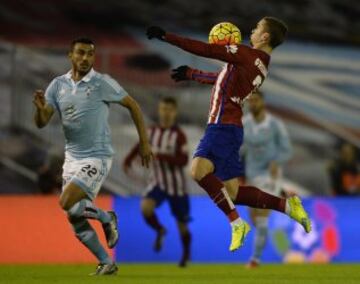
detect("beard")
[250,107,262,117]
[78,64,92,75]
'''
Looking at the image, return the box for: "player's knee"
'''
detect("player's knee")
[59,195,72,211]
[177,222,189,235]
[190,166,203,181]
[227,188,238,201]
[141,201,154,217]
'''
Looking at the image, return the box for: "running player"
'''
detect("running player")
[123,97,191,267]
[242,91,292,267]
[33,37,152,275]
[147,16,311,252]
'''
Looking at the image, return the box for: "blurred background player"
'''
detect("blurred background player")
[33,37,152,275]
[242,91,292,268]
[123,97,191,267]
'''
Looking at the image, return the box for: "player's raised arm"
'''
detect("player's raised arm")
[146,26,250,64]
[171,65,218,85]
[33,89,54,128]
[119,96,152,168]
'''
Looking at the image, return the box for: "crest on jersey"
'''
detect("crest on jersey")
[85,86,95,97]
[225,45,238,54]
[230,96,242,106]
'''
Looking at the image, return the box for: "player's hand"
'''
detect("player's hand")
[146,26,166,40]
[171,65,190,82]
[33,89,46,110]
[139,141,153,168]
[269,161,279,178]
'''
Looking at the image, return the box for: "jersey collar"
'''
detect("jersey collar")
[65,68,96,83]
[252,112,271,128]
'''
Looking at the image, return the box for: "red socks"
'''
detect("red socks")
[181,231,191,254]
[144,213,163,231]
[197,173,239,222]
[234,186,286,213]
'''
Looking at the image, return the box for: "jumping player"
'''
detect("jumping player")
[147,17,311,252]
[33,37,152,275]
[123,97,191,267]
[242,91,292,267]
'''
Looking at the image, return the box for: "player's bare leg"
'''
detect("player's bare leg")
[177,221,191,267]
[225,178,311,233]
[246,208,270,268]
[60,182,117,275]
[191,157,247,251]
[141,198,166,252]
[59,182,88,211]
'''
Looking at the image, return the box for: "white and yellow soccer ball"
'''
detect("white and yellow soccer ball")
[208,22,242,45]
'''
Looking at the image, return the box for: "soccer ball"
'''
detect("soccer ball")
[208,22,242,45]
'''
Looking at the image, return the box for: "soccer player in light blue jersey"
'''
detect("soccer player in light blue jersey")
[242,91,292,268]
[33,37,152,275]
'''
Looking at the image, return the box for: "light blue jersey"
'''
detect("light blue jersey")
[243,113,292,180]
[45,69,128,159]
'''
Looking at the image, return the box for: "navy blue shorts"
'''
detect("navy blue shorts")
[194,124,245,181]
[145,186,191,223]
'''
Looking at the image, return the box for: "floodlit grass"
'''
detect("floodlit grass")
[0,263,359,284]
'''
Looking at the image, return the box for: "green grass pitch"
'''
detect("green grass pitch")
[1,264,359,284]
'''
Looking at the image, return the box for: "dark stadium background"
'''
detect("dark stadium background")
[0,0,359,268]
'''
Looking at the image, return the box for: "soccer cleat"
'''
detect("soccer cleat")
[229,221,251,252]
[246,259,260,269]
[288,196,312,233]
[89,263,118,276]
[102,211,119,249]
[154,227,167,252]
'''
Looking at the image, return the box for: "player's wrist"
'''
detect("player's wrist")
[186,67,193,79]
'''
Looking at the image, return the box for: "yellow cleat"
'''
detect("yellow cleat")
[229,221,251,252]
[288,196,312,233]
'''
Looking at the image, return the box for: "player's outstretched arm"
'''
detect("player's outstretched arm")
[33,89,54,128]
[119,96,152,168]
[146,26,249,64]
[171,65,218,85]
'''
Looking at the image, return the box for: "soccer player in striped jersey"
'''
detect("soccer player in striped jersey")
[123,97,191,267]
[242,91,292,268]
[147,17,311,252]
[33,37,152,275]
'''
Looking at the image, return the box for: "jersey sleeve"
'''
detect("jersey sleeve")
[101,74,129,103]
[188,67,218,85]
[45,79,59,109]
[273,119,292,164]
[165,33,252,64]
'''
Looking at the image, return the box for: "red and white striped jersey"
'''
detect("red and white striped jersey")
[166,33,271,127]
[124,125,189,196]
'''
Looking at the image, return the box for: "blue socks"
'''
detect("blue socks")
[66,199,112,264]
[68,199,111,224]
[70,217,112,264]
[252,216,269,263]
